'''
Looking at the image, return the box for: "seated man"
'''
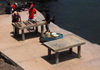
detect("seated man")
[12,11,21,23]
[12,11,21,35]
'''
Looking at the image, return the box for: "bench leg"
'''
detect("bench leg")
[35,26,38,33]
[22,29,25,41]
[48,49,51,59]
[14,27,19,36]
[41,25,44,37]
[78,46,81,58]
[69,48,73,54]
[55,52,59,64]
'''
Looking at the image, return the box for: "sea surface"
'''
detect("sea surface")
[37,0,100,44]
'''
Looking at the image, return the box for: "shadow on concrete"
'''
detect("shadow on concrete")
[10,32,41,41]
[42,51,78,64]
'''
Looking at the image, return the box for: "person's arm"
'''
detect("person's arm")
[47,14,51,22]
[17,13,21,22]
[29,8,31,14]
[34,8,36,14]
[19,17,21,22]
[12,14,14,23]
[19,16,21,22]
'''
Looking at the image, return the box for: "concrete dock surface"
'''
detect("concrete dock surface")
[0,11,100,70]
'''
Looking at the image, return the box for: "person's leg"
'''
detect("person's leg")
[28,18,35,32]
[45,24,50,32]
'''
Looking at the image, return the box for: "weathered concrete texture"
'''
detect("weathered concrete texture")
[0,11,100,70]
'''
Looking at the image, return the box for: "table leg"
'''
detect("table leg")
[78,46,81,58]
[13,27,16,36]
[41,25,44,37]
[55,52,59,64]
[35,26,38,33]
[69,48,73,54]
[14,27,19,36]
[48,49,51,59]
[22,29,25,41]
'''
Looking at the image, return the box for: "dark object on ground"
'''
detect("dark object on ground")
[0,58,22,70]
[40,32,63,42]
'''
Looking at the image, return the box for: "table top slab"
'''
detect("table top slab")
[12,21,46,29]
[43,35,85,52]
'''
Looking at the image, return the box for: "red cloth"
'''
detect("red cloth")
[29,8,36,19]
[30,4,34,8]
[11,4,16,9]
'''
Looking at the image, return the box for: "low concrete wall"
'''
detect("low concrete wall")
[0,2,7,14]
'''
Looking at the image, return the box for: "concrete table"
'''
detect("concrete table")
[12,21,46,40]
[43,35,85,64]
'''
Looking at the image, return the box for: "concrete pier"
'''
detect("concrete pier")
[0,11,100,70]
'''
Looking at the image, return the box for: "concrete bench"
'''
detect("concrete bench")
[12,21,46,41]
[43,35,85,64]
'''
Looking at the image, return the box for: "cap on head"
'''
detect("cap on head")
[14,11,17,15]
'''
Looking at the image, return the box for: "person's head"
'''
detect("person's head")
[8,2,10,5]
[13,11,18,15]
[45,9,49,14]
[30,3,34,8]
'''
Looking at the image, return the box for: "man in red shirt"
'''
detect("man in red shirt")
[28,3,36,20]
[28,3,36,32]
[11,4,16,12]
[11,4,16,9]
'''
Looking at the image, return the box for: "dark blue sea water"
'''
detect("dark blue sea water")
[38,0,100,44]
